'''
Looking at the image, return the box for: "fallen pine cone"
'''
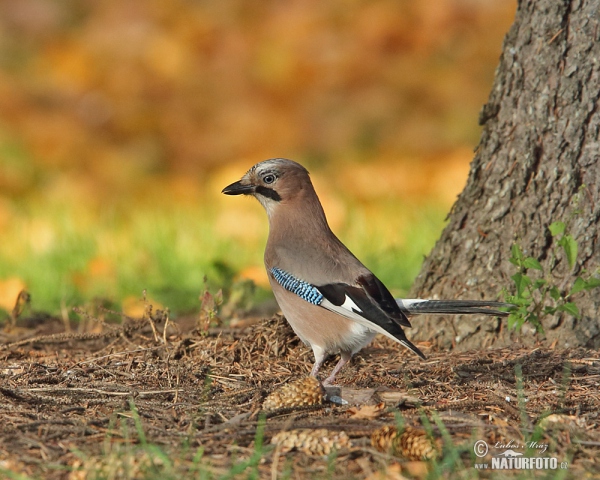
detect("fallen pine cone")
[271,429,351,456]
[538,413,579,431]
[371,425,439,460]
[263,376,325,411]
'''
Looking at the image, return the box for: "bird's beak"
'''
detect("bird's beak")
[221,180,255,195]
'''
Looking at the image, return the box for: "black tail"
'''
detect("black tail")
[397,299,512,317]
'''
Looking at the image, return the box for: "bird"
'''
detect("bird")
[222,158,511,384]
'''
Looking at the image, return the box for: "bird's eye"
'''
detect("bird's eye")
[263,174,276,184]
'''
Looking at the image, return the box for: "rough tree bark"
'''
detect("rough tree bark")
[410,0,599,350]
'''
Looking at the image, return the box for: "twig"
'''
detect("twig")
[22,387,183,397]
[73,345,168,365]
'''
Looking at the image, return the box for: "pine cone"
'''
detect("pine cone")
[263,376,325,411]
[371,425,439,460]
[271,429,351,456]
[371,425,398,453]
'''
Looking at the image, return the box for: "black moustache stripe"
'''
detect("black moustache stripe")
[255,186,281,201]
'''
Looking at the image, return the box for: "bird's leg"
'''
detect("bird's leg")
[323,351,352,385]
[310,345,327,378]
[310,359,324,377]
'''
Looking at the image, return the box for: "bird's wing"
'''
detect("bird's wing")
[270,267,425,359]
[355,274,412,327]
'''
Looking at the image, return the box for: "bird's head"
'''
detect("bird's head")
[222,158,311,213]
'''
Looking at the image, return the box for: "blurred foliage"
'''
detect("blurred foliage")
[0,0,515,315]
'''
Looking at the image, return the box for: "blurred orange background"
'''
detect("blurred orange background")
[0,0,516,315]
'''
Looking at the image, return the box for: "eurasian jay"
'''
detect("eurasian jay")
[222,158,510,384]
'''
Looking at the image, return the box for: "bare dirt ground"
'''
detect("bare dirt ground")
[1,307,599,479]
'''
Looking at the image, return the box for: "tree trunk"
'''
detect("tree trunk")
[410,0,600,351]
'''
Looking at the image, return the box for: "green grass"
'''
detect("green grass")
[0,190,446,319]
[0,201,260,317]
[61,403,268,480]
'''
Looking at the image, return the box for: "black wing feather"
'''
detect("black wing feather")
[316,282,425,358]
[318,282,398,327]
[317,282,425,359]
[317,283,347,306]
[356,274,412,327]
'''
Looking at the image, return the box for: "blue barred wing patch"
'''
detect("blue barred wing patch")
[270,267,324,305]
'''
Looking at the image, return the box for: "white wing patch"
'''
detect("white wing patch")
[341,294,362,313]
[319,298,419,355]
[320,298,395,343]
